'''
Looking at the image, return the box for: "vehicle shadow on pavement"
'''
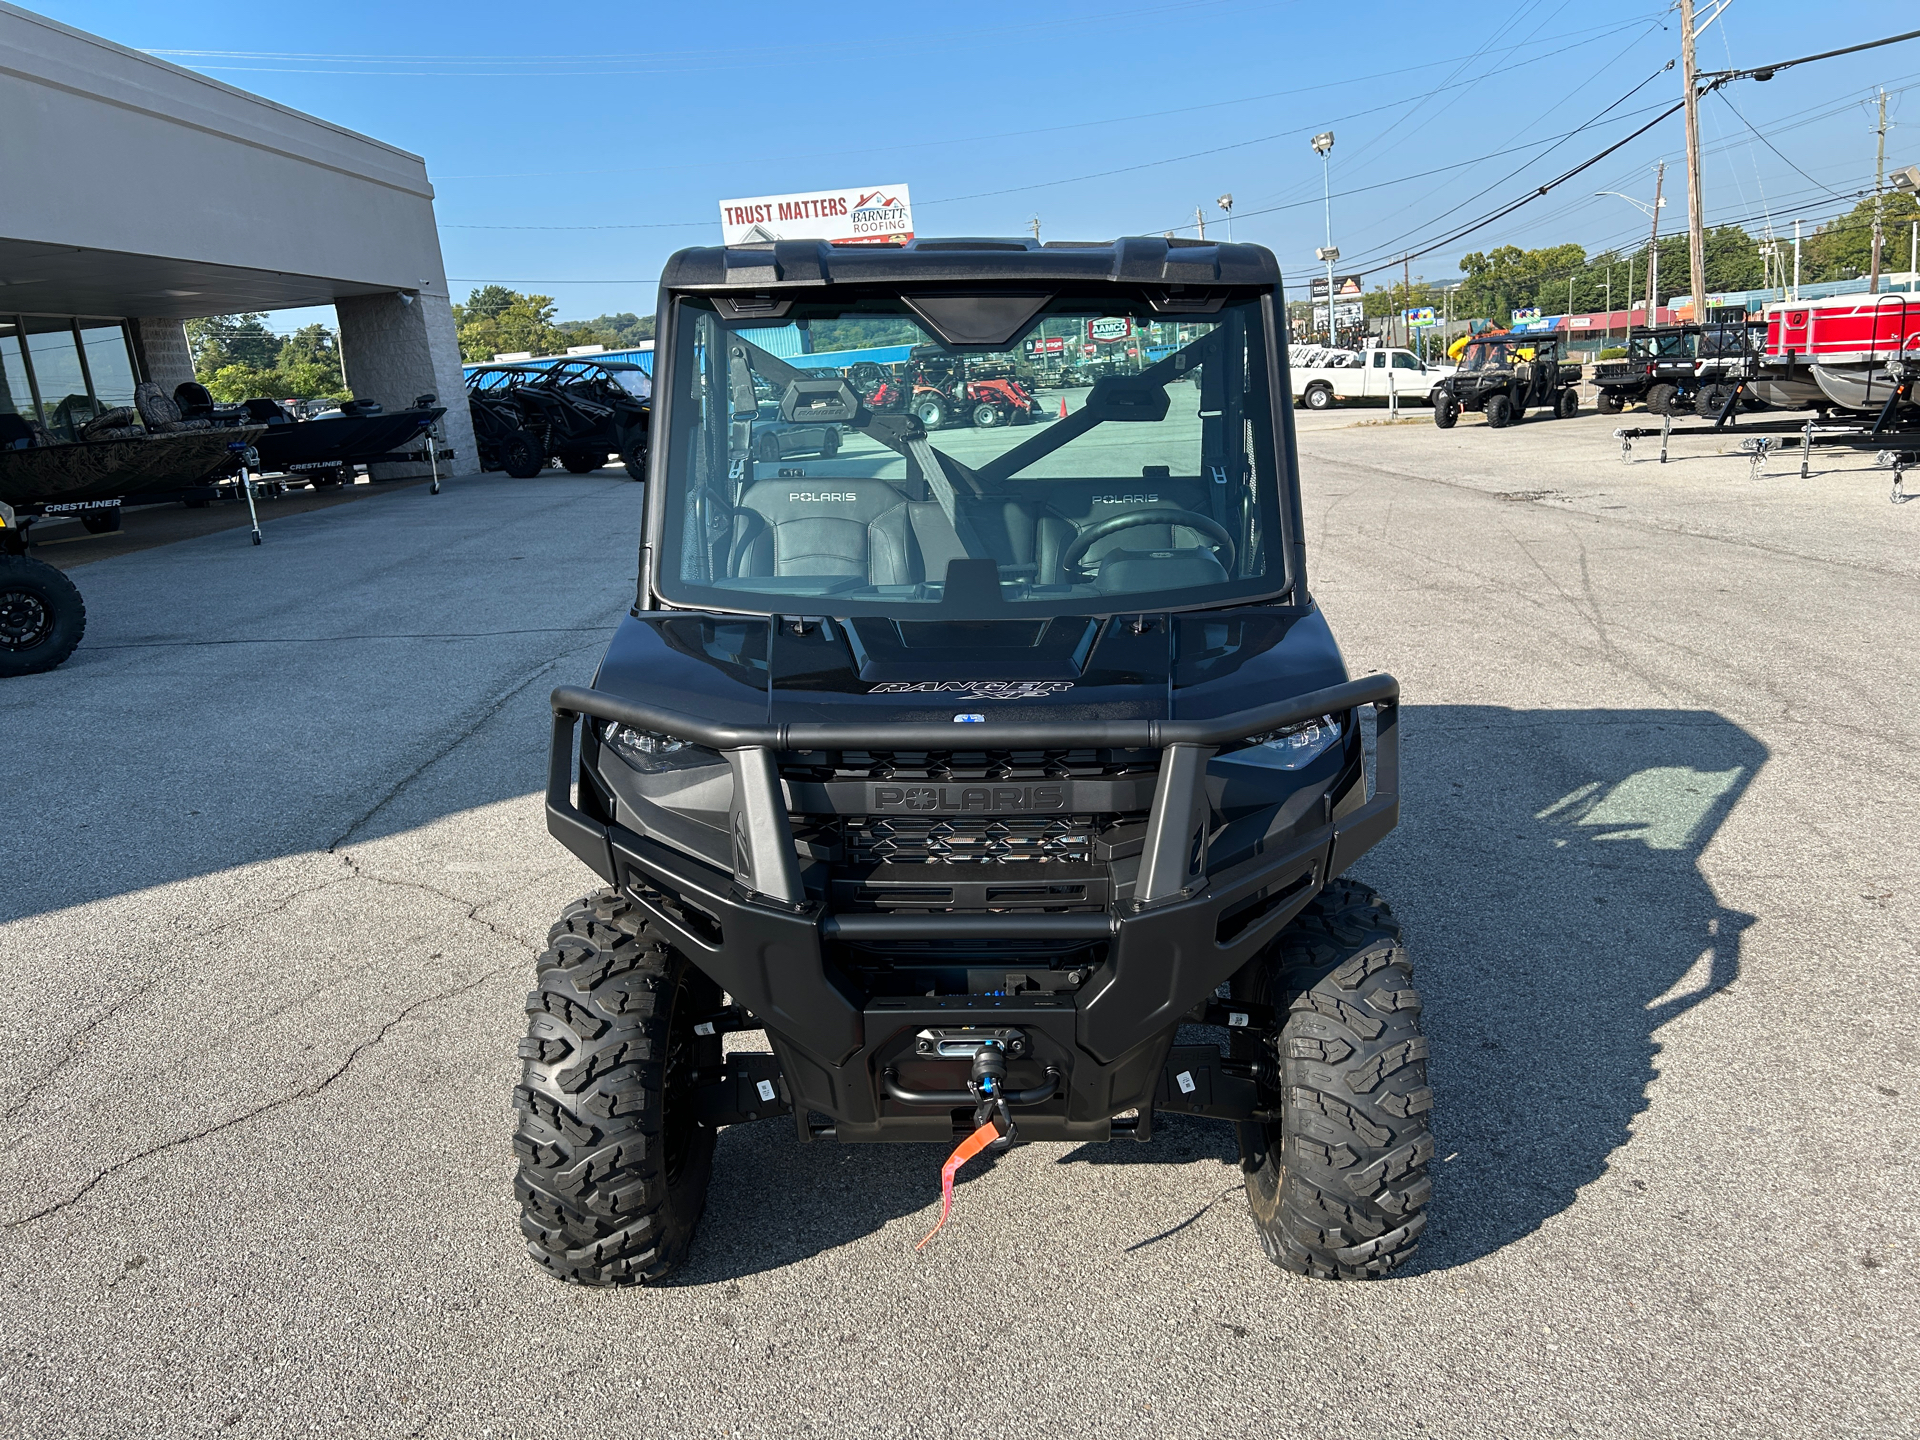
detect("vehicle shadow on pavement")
[886,705,1763,1281]
[1372,704,1765,1274]
[675,1117,949,1283]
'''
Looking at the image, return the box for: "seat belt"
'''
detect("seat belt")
[909,435,994,564]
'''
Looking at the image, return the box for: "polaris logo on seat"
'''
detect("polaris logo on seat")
[789,491,856,502]
[1093,493,1159,504]
[871,784,1067,813]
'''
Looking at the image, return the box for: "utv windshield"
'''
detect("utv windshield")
[654,294,1288,618]
[1630,330,1694,360]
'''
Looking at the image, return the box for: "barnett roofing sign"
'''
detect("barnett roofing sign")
[719,185,914,246]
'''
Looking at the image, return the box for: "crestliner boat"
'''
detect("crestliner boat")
[0,426,264,511]
[1762,284,1920,412]
[242,399,447,479]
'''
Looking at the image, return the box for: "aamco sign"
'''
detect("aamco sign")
[1087,316,1134,344]
[719,185,914,246]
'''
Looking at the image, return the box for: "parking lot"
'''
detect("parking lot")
[2,413,1915,1438]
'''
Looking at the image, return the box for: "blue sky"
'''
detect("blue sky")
[29,0,1920,324]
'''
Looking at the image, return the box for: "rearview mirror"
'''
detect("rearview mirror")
[1082,375,1171,423]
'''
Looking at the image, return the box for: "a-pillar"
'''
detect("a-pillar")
[130,318,196,392]
[335,291,476,480]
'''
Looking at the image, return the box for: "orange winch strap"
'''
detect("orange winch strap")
[914,1119,1002,1252]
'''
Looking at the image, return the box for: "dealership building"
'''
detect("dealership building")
[0,2,475,470]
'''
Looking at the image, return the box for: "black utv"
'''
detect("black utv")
[465,358,651,479]
[1591,319,1764,417]
[1432,331,1582,428]
[520,236,1428,1286]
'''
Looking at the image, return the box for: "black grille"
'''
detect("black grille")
[844,814,1099,865]
[782,748,1157,783]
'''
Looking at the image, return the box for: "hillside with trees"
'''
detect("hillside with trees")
[452,287,655,362]
[1356,192,1920,323]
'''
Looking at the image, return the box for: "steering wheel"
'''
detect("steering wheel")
[1060,507,1236,578]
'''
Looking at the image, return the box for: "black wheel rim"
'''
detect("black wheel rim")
[0,588,53,652]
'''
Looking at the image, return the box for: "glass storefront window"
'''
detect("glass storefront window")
[0,320,33,432]
[24,318,92,441]
[80,325,138,410]
[0,317,140,441]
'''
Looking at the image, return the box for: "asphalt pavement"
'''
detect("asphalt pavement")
[1,420,1914,1438]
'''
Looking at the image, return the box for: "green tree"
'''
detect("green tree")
[453,285,520,325]
[186,314,282,371]
[1797,191,1920,283]
[202,361,280,402]
[453,289,572,362]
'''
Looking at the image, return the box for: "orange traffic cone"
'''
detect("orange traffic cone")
[1059,397,1068,418]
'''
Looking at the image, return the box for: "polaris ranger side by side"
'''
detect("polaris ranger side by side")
[1432,331,1581,428]
[520,237,1428,1285]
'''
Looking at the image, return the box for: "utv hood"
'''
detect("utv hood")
[590,609,1351,728]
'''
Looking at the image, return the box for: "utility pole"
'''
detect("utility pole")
[1793,217,1801,298]
[1403,253,1412,348]
[1680,0,1708,318]
[1030,215,1042,243]
[1870,88,1887,293]
[1647,160,1666,321]
[1195,206,1206,241]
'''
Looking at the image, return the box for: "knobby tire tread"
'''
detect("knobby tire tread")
[1237,877,1433,1280]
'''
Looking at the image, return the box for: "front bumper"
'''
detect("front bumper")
[545,674,1400,1139]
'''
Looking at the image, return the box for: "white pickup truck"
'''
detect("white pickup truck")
[1291,346,1452,410]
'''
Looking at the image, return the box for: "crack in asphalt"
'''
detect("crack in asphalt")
[1,978,160,1122]
[1,954,517,1231]
[332,848,543,953]
[327,640,604,853]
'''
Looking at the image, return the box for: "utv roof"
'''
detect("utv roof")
[659,236,1282,291]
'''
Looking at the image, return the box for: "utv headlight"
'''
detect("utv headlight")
[597,720,692,770]
[1244,714,1344,770]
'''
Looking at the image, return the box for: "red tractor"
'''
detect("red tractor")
[849,349,1046,431]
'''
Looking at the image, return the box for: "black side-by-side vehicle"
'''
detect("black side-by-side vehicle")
[517,237,1430,1285]
[466,359,651,479]
[1432,331,1581,428]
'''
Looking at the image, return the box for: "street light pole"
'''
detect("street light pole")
[1313,132,1336,347]
[1218,193,1234,244]
[1596,177,1666,325]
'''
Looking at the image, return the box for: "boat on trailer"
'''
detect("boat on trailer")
[1762,280,1920,412]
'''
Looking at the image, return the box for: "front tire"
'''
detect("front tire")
[558,450,603,474]
[1485,393,1513,428]
[501,429,547,479]
[1234,879,1432,1279]
[1432,395,1458,429]
[514,889,723,1286]
[1595,389,1623,415]
[913,395,948,432]
[1555,388,1579,419]
[1304,383,1334,411]
[0,556,86,677]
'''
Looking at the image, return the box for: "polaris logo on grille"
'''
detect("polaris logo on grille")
[871,784,1067,813]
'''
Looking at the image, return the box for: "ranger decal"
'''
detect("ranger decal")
[867,680,1074,699]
